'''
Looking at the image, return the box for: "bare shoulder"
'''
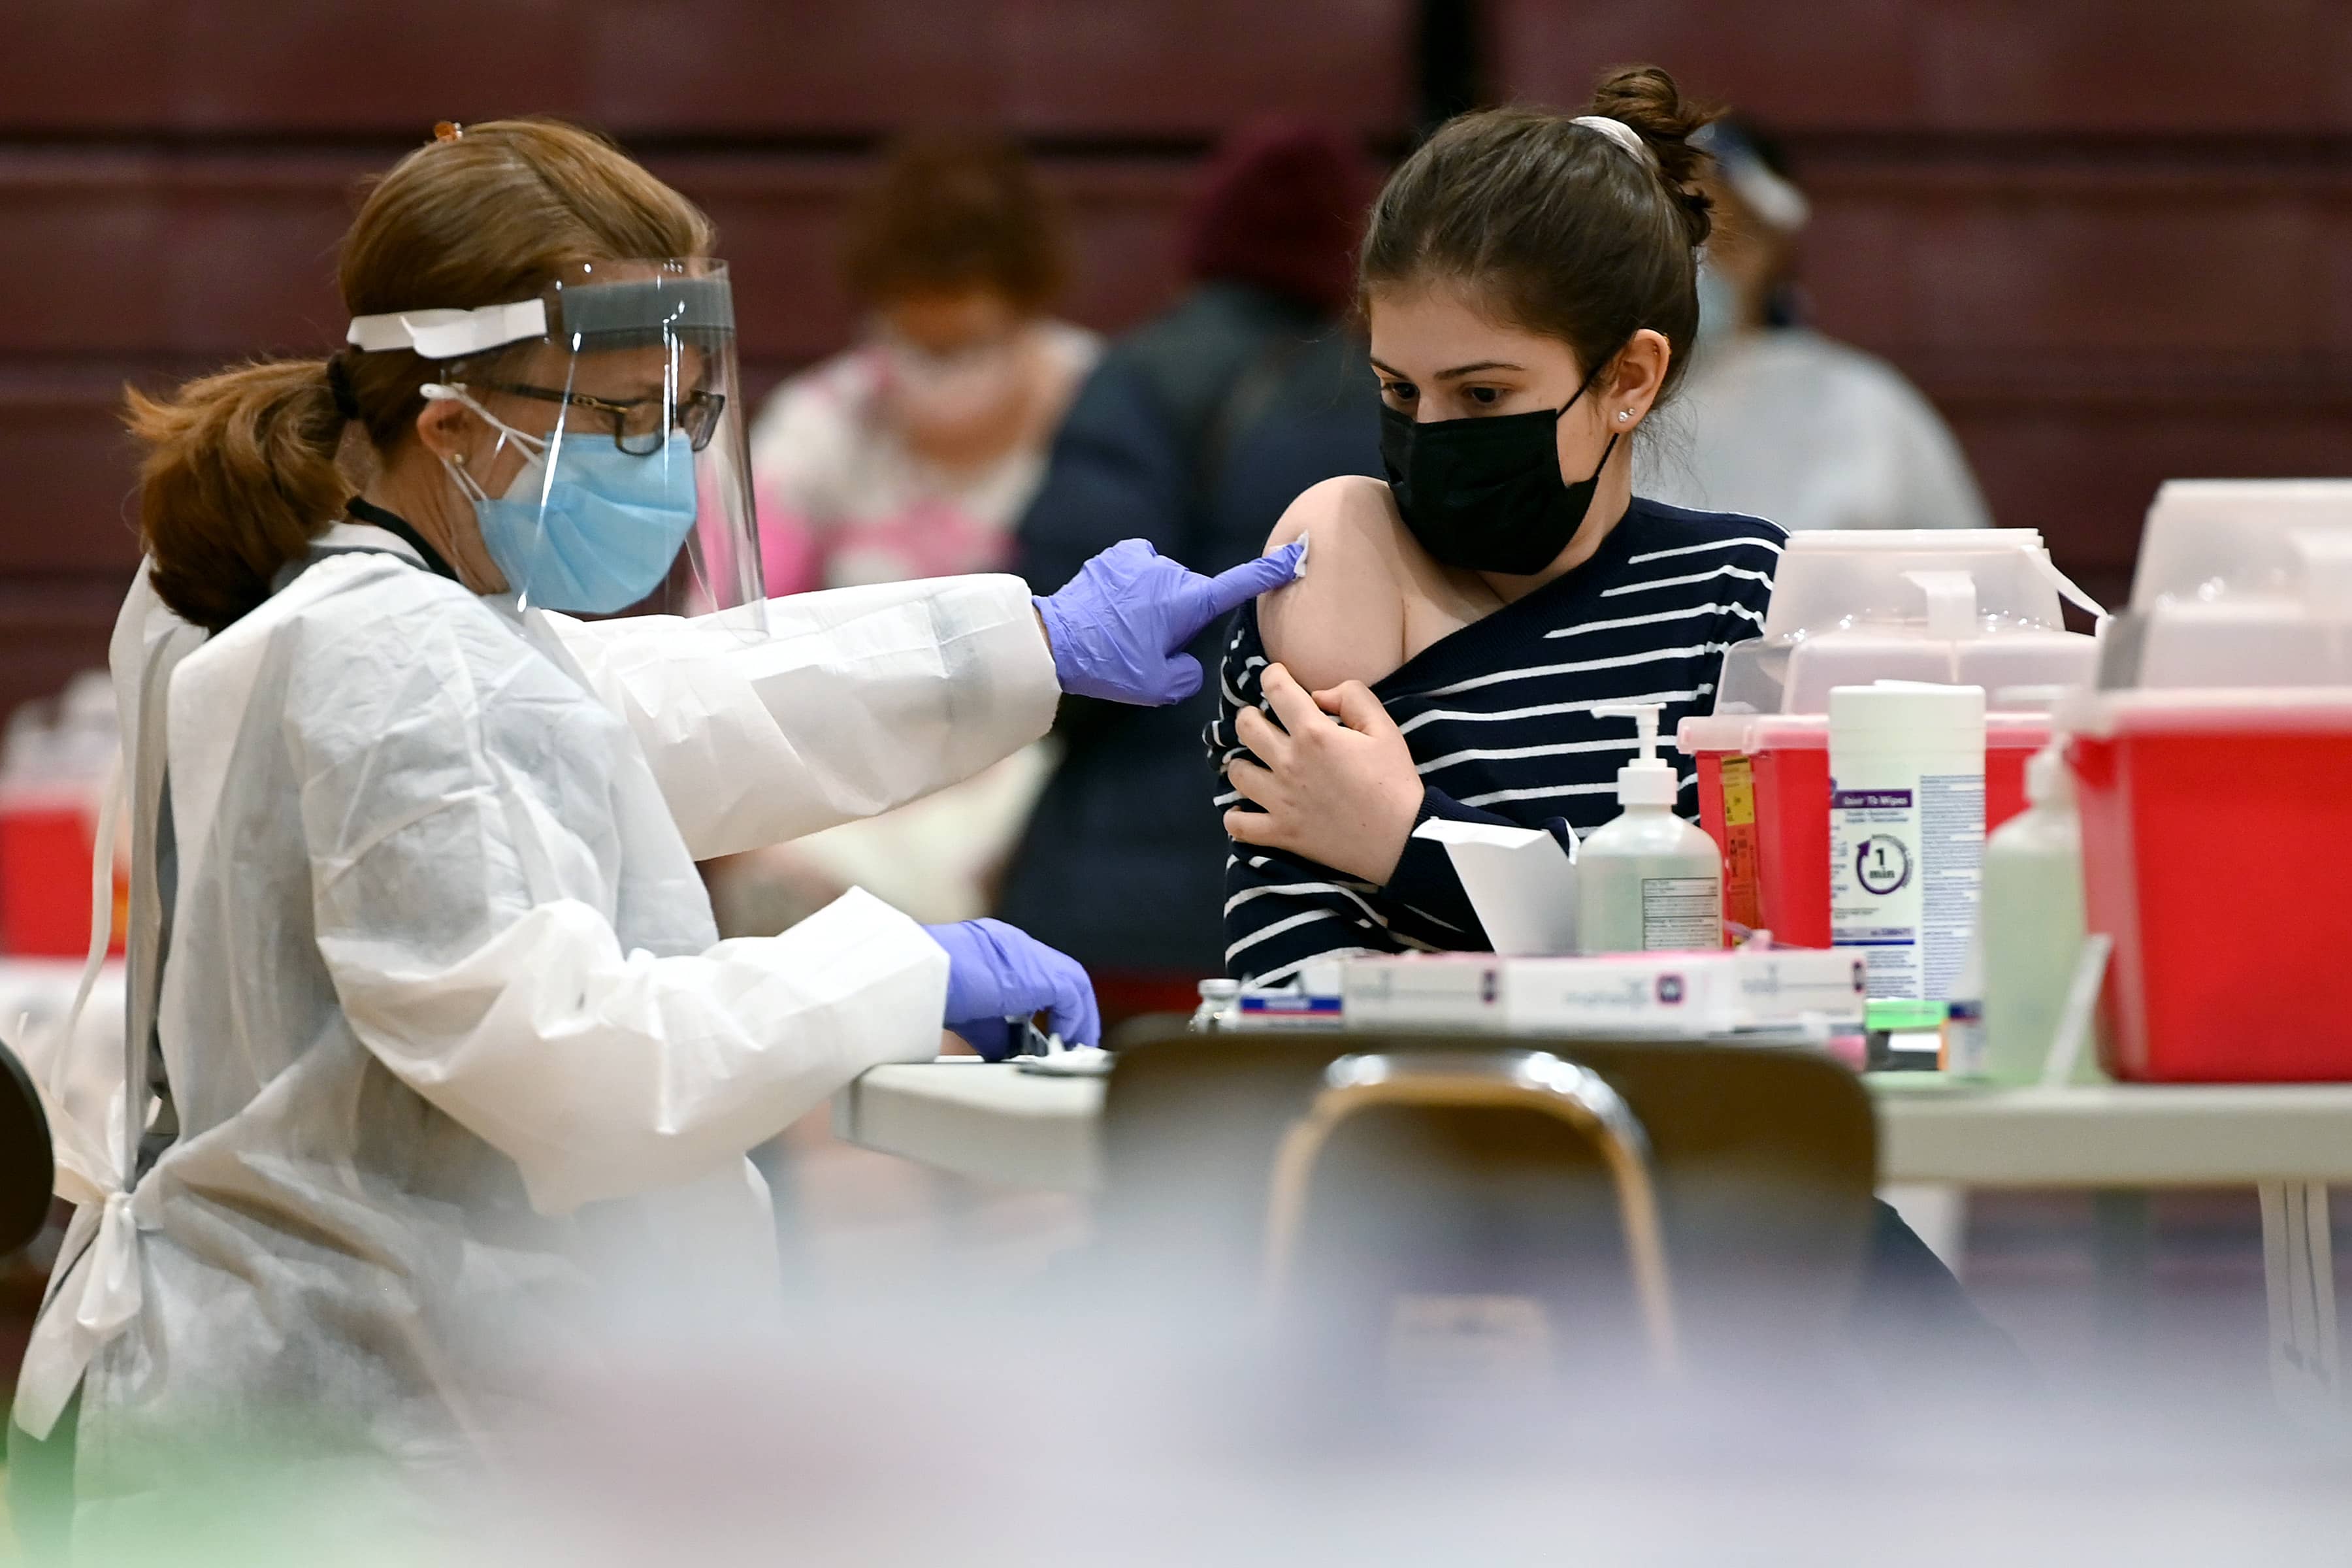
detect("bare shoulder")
[1256,476,1417,694]
[1266,474,1396,549]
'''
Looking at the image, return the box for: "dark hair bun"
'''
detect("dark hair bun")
[1588,64,1719,248]
[1361,67,1725,411]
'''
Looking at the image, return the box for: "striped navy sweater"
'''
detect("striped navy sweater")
[1209,497,1785,983]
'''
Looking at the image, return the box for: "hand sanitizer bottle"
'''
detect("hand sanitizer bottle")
[1576,704,1725,955]
[1980,742,2106,1084]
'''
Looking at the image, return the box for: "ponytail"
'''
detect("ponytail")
[126,358,351,633]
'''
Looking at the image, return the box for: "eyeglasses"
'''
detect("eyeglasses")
[485,382,727,455]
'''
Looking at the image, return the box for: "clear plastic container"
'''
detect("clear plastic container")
[1758,529,2076,640]
[2131,478,2352,611]
[2123,480,2352,689]
[1719,530,2102,715]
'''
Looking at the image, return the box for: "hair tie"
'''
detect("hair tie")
[1571,115,1658,173]
[325,353,361,422]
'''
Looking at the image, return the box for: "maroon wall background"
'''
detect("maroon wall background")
[1496,0,2352,611]
[0,0,1413,727]
[2,0,2347,726]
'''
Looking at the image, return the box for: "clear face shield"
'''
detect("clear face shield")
[384,259,764,625]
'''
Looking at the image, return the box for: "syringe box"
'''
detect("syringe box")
[1339,947,1867,1037]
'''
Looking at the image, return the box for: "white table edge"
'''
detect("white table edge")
[837,1062,2352,1192]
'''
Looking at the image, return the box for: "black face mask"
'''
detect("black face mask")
[1379,371,1621,577]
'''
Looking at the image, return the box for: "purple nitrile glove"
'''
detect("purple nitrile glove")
[1034,537,1308,705]
[923,918,1102,1062]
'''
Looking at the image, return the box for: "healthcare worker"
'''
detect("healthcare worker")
[1637,117,1991,533]
[5,118,1299,1545]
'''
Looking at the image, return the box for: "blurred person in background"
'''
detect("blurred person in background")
[996,122,1380,1023]
[718,138,1100,935]
[1639,116,1991,533]
[753,134,1099,591]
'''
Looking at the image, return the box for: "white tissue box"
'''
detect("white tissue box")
[1409,817,1578,956]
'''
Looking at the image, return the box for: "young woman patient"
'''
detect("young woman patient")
[1212,73,2028,1384]
[1211,70,1784,987]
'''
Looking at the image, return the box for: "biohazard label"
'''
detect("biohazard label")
[1718,753,1761,930]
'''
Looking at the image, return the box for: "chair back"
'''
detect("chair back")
[1098,1026,1877,1386]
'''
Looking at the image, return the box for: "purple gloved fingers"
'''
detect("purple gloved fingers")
[1184,538,1310,634]
[1035,537,1307,707]
[924,918,1102,1060]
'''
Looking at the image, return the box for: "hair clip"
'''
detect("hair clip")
[325,353,362,422]
[433,121,465,144]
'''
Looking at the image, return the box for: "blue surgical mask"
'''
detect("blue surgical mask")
[442,392,700,614]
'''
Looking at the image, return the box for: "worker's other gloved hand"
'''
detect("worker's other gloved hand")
[924,919,1101,1062]
[1034,537,1307,706]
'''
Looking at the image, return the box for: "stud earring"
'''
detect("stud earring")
[1616,409,1631,422]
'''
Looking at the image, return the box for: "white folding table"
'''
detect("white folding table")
[835,1062,2352,1416]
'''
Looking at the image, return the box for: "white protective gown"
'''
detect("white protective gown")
[12,524,1060,1525]
[1639,328,1993,534]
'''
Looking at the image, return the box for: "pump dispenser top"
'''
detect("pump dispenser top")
[1597,703,1676,808]
[2023,740,2072,808]
[1577,702,1724,954]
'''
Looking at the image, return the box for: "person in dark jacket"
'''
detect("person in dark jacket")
[997,122,1379,1022]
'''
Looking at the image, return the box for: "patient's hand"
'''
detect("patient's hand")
[1224,663,1422,885]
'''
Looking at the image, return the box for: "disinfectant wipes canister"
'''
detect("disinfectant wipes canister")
[1828,683,1986,1000]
